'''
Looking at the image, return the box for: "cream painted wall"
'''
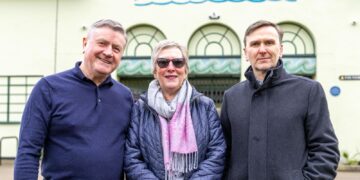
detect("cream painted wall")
[0,0,56,76]
[0,0,359,157]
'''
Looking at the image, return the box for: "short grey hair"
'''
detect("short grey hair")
[88,19,127,43]
[151,40,189,74]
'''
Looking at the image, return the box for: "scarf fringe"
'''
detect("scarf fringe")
[165,152,198,180]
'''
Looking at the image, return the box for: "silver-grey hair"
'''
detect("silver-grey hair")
[88,19,127,44]
[151,40,189,74]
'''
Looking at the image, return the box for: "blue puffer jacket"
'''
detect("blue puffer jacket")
[124,87,226,180]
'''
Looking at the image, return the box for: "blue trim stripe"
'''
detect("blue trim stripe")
[135,0,296,6]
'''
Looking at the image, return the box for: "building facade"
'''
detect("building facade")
[1,0,360,160]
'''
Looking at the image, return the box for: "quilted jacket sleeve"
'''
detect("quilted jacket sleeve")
[190,99,226,179]
[124,101,158,180]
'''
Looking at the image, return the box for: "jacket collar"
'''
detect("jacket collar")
[244,59,285,89]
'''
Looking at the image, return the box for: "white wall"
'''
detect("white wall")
[0,0,359,157]
[0,0,56,76]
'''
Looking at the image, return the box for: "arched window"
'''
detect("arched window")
[117,25,166,99]
[124,25,166,57]
[278,22,316,78]
[187,24,241,104]
[188,24,241,56]
[117,24,166,77]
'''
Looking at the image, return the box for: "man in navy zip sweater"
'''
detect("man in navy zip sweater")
[14,19,133,180]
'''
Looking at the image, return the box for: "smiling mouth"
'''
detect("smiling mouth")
[99,58,112,64]
[165,75,177,79]
[257,58,271,62]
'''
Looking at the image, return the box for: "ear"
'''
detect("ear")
[153,69,158,79]
[279,44,284,58]
[82,37,87,53]
[243,47,249,61]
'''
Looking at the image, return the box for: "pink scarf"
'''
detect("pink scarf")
[148,80,198,179]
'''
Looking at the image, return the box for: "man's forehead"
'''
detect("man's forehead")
[91,29,125,40]
[247,28,279,41]
[89,27,123,37]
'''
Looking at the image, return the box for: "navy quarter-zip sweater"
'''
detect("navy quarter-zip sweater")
[15,62,133,180]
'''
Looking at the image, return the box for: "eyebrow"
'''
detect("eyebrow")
[249,40,260,45]
[249,38,276,44]
[97,38,123,50]
[95,38,108,43]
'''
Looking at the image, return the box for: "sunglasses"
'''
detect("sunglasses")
[156,58,186,68]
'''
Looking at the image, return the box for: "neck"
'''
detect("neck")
[254,70,266,81]
[79,63,107,86]
[162,89,178,101]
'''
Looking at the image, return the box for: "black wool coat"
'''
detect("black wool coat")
[221,60,339,180]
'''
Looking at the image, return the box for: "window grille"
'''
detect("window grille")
[0,75,42,124]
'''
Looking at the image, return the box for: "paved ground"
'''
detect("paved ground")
[1,159,360,179]
[0,160,42,180]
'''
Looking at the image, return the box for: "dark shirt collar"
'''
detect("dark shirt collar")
[245,59,284,89]
[73,61,114,87]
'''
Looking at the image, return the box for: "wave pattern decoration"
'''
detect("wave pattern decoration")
[190,58,240,75]
[117,58,241,76]
[282,57,316,75]
[118,58,313,76]
[134,0,296,6]
[117,60,152,76]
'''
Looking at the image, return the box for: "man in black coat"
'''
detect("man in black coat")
[221,20,339,180]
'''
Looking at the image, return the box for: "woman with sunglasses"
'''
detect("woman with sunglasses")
[124,40,226,180]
